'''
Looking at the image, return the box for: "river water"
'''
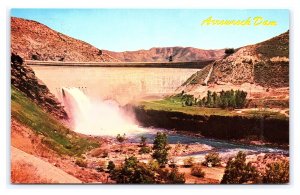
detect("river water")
[30,65,288,157]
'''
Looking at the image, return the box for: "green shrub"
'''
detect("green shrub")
[107,161,116,173]
[139,146,151,154]
[152,132,171,166]
[157,167,185,184]
[109,156,156,184]
[203,152,221,167]
[225,48,235,55]
[116,133,126,143]
[139,136,151,154]
[221,151,258,184]
[75,158,87,168]
[176,89,247,109]
[183,157,195,168]
[140,136,147,147]
[263,159,289,184]
[191,164,205,178]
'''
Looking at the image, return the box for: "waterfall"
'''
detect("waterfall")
[61,87,146,136]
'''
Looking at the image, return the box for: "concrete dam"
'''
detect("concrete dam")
[29,61,201,105]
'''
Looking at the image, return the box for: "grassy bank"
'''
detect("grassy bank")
[137,96,288,120]
[11,86,98,156]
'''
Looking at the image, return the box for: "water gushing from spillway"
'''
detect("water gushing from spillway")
[61,87,147,136]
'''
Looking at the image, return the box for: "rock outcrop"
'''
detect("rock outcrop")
[11,53,68,119]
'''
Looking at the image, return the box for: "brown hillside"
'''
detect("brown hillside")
[11,17,118,62]
[107,47,224,62]
[11,17,224,63]
[183,31,289,88]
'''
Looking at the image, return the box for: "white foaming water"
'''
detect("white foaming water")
[62,87,148,136]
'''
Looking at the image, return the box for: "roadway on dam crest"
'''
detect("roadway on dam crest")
[26,60,212,69]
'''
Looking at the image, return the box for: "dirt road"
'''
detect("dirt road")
[11,146,82,184]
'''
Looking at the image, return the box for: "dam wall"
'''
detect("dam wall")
[30,65,200,105]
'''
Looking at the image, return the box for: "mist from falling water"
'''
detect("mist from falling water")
[61,87,148,136]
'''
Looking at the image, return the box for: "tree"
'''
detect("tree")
[221,151,258,184]
[235,90,247,108]
[139,136,151,154]
[225,48,235,55]
[203,152,221,167]
[109,156,156,184]
[107,161,116,173]
[157,167,185,184]
[168,55,173,62]
[206,90,213,107]
[116,133,126,152]
[183,157,195,168]
[191,163,205,178]
[152,132,171,166]
[140,136,147,147]
[116,133,126,143]
[263,160,289,184]
[212,92,218,107]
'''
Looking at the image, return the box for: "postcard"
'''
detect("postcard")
[10,9,289,184]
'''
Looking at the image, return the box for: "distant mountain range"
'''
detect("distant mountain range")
[11,17,224,63]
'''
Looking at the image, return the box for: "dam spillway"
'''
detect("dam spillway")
[29,64,200,105]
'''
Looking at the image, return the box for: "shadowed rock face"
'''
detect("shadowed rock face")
[11,53,68,119]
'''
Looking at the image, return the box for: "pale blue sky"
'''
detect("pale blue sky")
[11,9,289,52]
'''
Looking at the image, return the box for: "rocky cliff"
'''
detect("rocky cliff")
[11,53,68,119]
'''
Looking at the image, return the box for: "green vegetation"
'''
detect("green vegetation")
[109,155,185,184]
[11,86,98,156]
[139,136,151,154]
[162,89,247,109]
[225,48,235,55]
[176,90,247,109]
[191,164,205,178]
[138,90,287,120]
[152,132,171,166]
[116,133,126,143]
[221,151,258,184]
[263,159,289,184]
[157,167,186,184]
[243,109,288,120]
[183,157,195,168]
[109,156,156,184]
[116,133,126,152]
[107,161,116,173]
[75,158,88,168]
[203,152,221,167]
